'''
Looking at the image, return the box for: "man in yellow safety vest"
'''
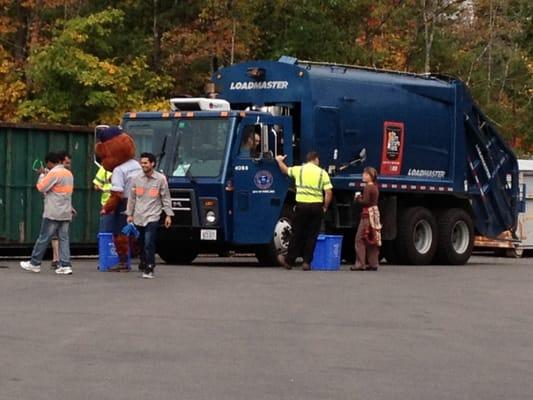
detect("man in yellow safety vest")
[275,151,333,270]
[93,166,113,232]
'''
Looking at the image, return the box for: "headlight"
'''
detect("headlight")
[206,210,217,224]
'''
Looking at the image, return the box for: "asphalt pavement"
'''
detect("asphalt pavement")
[1,255,532,400]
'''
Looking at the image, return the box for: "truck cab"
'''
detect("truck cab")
[122,98,293,264]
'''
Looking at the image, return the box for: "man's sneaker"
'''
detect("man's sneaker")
[55,266,73,275]
[142,271,154,279]
[20,261,40,273]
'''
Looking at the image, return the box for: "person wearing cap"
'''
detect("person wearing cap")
[95,125,142,271]
[275,151,333,270]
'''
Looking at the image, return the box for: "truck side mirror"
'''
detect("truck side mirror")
[260,124,273,159]
[260,124,268,154]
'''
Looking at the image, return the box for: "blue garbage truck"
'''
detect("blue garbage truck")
[121,56,521,265]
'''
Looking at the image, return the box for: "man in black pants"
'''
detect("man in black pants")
[275,151,333,270]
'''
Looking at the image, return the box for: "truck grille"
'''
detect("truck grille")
[169,189,195,226]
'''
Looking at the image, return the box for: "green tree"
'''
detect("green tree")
[0,46,26,119]
[161,0,260,95]
[18,8,172,124]
[253,0,368,63]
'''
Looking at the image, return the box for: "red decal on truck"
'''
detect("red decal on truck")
[380,121,405,176]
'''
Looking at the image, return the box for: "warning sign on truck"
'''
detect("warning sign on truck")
[380,121,405,176]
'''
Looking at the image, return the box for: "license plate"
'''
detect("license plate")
[200,229,217,241]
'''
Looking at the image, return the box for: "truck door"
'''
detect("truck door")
[231,116,293,244]
[314,106,341,174]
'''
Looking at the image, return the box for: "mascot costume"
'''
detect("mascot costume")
[95,126,142,271]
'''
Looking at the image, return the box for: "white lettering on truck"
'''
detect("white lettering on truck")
[407,169,446,179]
[229,81,289,90]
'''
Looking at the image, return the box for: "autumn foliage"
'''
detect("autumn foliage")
[0,0,531,152]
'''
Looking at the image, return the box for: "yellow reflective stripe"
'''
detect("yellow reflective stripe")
[95,168,112,185]
[296,185,322,192]
[295,184,323,193]
[322,172,332,189]
[290,163,332,202]
[296,189,323,196]
[293,163,325,202]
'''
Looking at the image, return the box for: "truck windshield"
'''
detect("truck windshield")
[170,119,230,178]
[123,118,231,178]
[122,120,173,157]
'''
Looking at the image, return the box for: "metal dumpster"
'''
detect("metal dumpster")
[0,122,99,254]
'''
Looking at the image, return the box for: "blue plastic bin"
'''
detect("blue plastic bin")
[311,235,343,271]
[98,233,130,271]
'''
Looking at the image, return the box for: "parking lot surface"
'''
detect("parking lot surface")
[1,255,532,400]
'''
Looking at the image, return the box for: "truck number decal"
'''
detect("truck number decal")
[235,165,249,171]
[380,121,405,176]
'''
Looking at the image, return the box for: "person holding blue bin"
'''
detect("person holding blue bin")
[126,153,174,279]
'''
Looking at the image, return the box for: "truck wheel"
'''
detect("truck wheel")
[157,245,198,265]
[396,207,437,265]
[435,208,474,265]
[256,208,294,266]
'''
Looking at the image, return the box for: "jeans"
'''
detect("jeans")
[31,218,71,267]
[137,221,159,266]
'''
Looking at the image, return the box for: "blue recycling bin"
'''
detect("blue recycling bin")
[311,235,343,271]
[98,233,130,271]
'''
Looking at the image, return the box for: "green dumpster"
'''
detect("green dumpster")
[0,122,99,254]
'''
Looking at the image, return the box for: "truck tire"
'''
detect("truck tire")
[396,207,437,265]
[157,245,198,265]
[435,208,474,265]
[256,206,294,266]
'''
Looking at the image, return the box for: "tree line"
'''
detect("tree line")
[0,0,531,152]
